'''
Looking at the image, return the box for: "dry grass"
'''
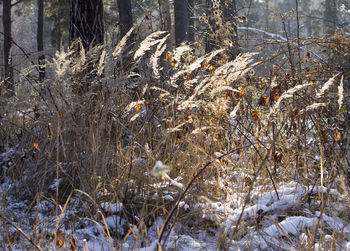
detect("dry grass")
[0,23,349,250]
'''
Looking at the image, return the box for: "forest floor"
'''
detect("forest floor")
[1,145,350,250]
[1,29,350,251]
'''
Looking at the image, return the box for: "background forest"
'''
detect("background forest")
[0,0,350,250]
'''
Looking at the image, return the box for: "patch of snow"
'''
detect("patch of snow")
[179,202,190,211]
[264,216,317,237]
[38,200,54,213]
[163,194,173,200]
[167,234,203,250]
[101,202,123,214]
[48,178,62,190]
[104,215,126,236]
[169,178,184,189]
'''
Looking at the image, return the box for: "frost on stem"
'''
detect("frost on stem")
[151,161,171,180]
[150,161,184,189]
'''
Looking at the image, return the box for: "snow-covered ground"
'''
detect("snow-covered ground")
[1,147,350,250]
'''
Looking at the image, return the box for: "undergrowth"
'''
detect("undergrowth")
[0,22,349,250]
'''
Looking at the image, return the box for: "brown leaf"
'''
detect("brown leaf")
[58,110,64,118]
[33,143,40,152]
[56,230,65,248]
[258,95,269,106]
[334,131,341,141]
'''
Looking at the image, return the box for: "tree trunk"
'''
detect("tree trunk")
[37,0,45,82]
[265,0,269,30]
[69,0,104,50]
[323,0,337,35]
[188,0,194,42]
[301,0,312,36]
[158,0,171,33]
[174,0,189,46]
[117,0,133,39]
[2,0,14,95]
[206,0,238,60]
[205,0,214,53]
[69,0,104,95]
[222,0,238,60]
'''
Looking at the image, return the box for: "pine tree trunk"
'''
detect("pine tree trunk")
[205,0,214,53]
[174,0,189,46]
[117,0,133,39]
[158,0,171,33]
[188,0,194,42]
[37,0,45,82]
[69,0,104,50]
[206,0,238,60]
[323,0,337,35]
[223,0,238,60]
[2,0,14,95]
[69,0,104,95]
[265,0,269,30]
[301,0,312,36]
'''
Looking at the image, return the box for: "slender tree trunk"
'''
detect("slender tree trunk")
[188,0,194,42]
[0,19,3,80]
[69,0,104,50]
[223,0,238,60]
[286,0,292,35]
[116,0,133,73]
[206,0,238,60]
[323,0,337,35]
[37,0,45,82]
[157,0,170,78]
[158,0,171,33]
[117,0,133,39]
[301,0,312,36]
[265,0,269,30]
[205,0,214,53]
[2,0,14,95]
[174,0,189,46]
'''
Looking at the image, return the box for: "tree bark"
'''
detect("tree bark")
[37,0,45,82]
[174,0,189,46]
[205,0,214,53]
[301,0,312,36]
[206,0,238,60]
[69,0,104,95]
[2,0,14,95]
[323,0,337,35]
[265,0,269,30]
[117,0,133,39]
[223,0,238,60]
[188,0,194,42]
[158,0,171,33]
[69,0,104,50]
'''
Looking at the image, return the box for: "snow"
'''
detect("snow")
[104,215,127,236]
[179,201,190,211]
[1,147,350,250]
[163,194,174,200]
[48,178,62,190]
[101,202,123,214]
[263,216,317,236]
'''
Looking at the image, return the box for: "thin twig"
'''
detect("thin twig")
[0,213,42,251]
[295,0,302,73]
[224,152,270,251]
[237,26,325,62]
[157,144,255,248]
[281,16,295,78]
